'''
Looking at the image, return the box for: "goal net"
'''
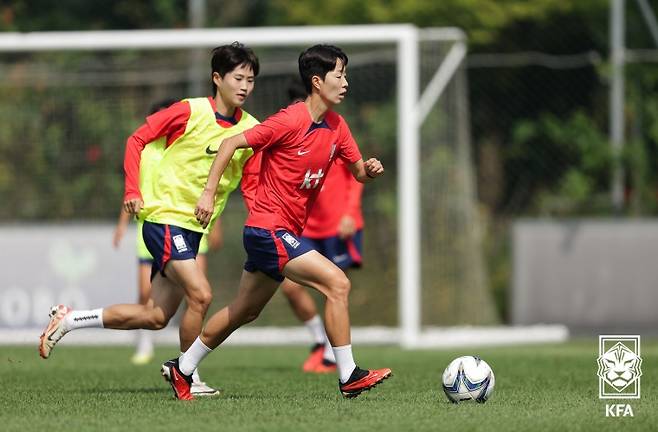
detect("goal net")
[0,25,497,347]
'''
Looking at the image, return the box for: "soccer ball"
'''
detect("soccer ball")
[441,356,495,403]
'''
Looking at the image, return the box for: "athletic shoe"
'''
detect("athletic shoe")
[161,358,194,400]
[339,366,392,398]
[302,343,325,372]
[162,361,220,397]
[39,304,72,359]
[310,358,337,374]
[190,381,221,397]
[131,352,153,365]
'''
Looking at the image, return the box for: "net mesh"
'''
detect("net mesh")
[0,38,496,326]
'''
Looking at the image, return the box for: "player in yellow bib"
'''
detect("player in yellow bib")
[39,43,260,398]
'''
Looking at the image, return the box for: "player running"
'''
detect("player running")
[38,43,259,397]
[164,44,391,400]
[112,98,223,369]
[241,80,365,373]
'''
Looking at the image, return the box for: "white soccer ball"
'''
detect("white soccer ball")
[441,355,495,403]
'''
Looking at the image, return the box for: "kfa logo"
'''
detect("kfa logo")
[597,335,642,399]
[300,169,324,189]
[605,404,634,417]
[597,335,641,418]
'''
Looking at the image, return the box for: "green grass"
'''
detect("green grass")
[1,341,655,431]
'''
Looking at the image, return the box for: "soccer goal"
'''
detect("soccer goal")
[0,25,524,348]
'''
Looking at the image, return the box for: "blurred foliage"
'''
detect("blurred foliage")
[3,0,658,323]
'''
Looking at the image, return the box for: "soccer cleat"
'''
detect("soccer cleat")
[161,358,194,400]
[39,304,72,359]
[310,358,337,374]
[339,366,392,398]
[162,361,220,397]
[302,343,325,372]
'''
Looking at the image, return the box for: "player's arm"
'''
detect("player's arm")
[124,101,190,215]
[339,118,384,183]
[112,208,131,248]
[195,133,249,228]
[348,158,384,183]
[123,123,156,215]
[338,174,364,239]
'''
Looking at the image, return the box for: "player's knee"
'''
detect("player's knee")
[145,312,170,330]
[327,274,351,303]
[281,280,301,297]
[187,284,213,311]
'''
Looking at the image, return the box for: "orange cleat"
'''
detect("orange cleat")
[339,367,392,398]
[302,343,325,372]
[310,359,337,374]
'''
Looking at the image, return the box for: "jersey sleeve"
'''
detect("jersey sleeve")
[144,100,190,147]
[123,101,190,201]
[336,117,362,165]
[243,107,295,153]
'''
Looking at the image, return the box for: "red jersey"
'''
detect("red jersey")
[241,154,363,238]
[242,102,362,236]
[303,159,363,238]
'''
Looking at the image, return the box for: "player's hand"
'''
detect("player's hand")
[338,215,356,240]
[123,198,143,216]
[195,190,215,229]
[364,158,384,179]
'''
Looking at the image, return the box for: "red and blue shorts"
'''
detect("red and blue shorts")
[301,229,363,270]
[243,226,314,282]
[142,221,202,279]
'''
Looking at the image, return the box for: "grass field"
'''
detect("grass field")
[1,341,655,431]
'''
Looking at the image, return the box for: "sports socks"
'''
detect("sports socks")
[305,315,336,362]
[135,329,153,356]
[65,308,104,330]
[333,344,357,383]
[180,351,202,384]
[323,339,336,362]
[304,315,326,345]
[179,337,212,376]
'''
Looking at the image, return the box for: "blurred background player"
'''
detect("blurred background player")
[39,42,260,397]
[172,44,389,401]
[241,79,365,373]
[113,99,224,366]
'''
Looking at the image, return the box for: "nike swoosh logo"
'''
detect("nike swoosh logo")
[297,149,310,156]
[47,331,57,341]
[206,145,218,155]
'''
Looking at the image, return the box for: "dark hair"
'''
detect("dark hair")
[298,44,348,94]
[148,98,178,115]
[210,41,260,93]
[286,77,307,103]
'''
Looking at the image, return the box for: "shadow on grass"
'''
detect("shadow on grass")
[79,387,165,395]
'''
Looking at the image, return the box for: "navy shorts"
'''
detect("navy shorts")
[142,221,202,279]
[243,226,314,282]
[302,229,363,270]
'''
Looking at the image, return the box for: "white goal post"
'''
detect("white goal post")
[0,25,506,348]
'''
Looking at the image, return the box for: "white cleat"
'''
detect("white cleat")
[39,304,72,359]
[191,381,221,397]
